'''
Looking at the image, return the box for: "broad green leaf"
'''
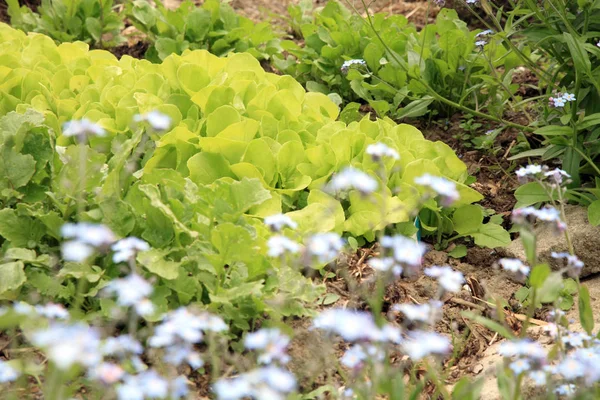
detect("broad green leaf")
[529,264,550,289]
[452,205,483,234]
[471,223,511,248]
[187,152,235,185]
[0,209,45,248]
[588,200,600,226]
[514,182,556,208]
[537,272,564,303]
[137,249,180,280]
[0,261,26,295]
[0,147,36,193]
[448,244,467,258]
[287,203,338,234]
[211,178,272,220]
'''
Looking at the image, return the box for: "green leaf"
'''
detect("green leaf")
[471,223,510,248]
[588,200,600,226]
[85,17,102,42]
[448,244,467,258]
[537,272,564,304]
[0,261,26,295]
[0,209,45,248]
[395,97,434,119]
[187,152,235,185]
[533,125,572,136]
[452,205,483,234]
[529,263,550,289]
[519,228,536,265]
[579,283,595,334]
[514,182,556,208]
[514,286,530,303]
[0,147,36,193]
[137,249,180,280]
[452,376,483,400]
[563,32,592,77]
[98,198,136,237]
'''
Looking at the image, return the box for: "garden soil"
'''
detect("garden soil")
[6,0,600,397]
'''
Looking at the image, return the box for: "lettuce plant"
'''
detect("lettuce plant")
[125,0,281,62]
[6,0,124,48]
[0,23,503,329]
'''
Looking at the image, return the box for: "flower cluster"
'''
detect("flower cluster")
[312,308,401,343]
[498,258,530,280]
[112,237,150,264]
[103,274,155,316]
[267,235,301,257]
[379,234,426,277]
[244,328,291,365]
[133,111,171,132]
[31,322,102,370]
[214,366,297,400]
[61,222,151,266]
[306,232,345,264]
[393,300,443,326]
[15,298,214,400]
[61,222,116,262]
[499,339,547,382]
[215,326,294,399]
[551,252,584,277]
[414,173,459,206]
[63,119,106,140]
[402,330,451,360]
[0,361,19,383]
[341,59,367,74]
[366,142,400,161]
[473,29,493,48]
[515,164,570,187]
[512,206,566,233]
[326,167,378,195]
[264,214,298,232]
[424,265,465,294]
[149,308,227,369]
[549,92,576,108]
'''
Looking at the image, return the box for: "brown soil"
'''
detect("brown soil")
[110,39,150,60]
[0,2,8,24]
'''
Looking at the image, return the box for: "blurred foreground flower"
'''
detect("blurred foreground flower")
[244,328,291,365]
[0,361,19,383]
[402,331,451,360]
[103,274,154,316]
[366,142,400,161]
[31,323,102,370]
[63,119,106,140]
[111,237,150,264]
[424,265,464,293]
[264,214,298,232]
[61,223,116,262]
[306,233,344,263]
[214,366,296,400]
[326,167,378,195]
[267,235,300,257]
[341,59,367,74]
[134,111,171,132]
[414,174,459,206]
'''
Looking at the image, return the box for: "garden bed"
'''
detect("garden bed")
[1,0,600,399]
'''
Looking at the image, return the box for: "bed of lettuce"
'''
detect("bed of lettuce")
[0,23,502,329]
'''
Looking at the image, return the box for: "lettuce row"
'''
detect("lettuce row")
[0,24,483,326]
